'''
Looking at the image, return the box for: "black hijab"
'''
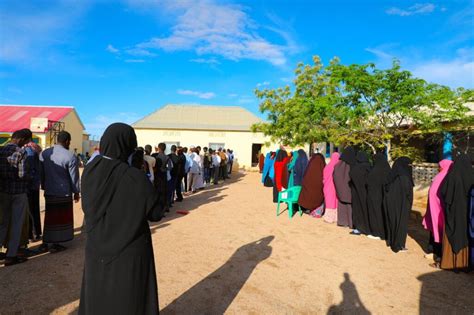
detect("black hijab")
[386,156,413,186]
[340,146,357,166]
[440,153,474,254]
[82,123,162,262]
[367,153,391,239]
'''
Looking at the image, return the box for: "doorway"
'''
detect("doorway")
[251,143,263,167]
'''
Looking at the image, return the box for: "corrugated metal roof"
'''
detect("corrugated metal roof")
[0,105,74,133]
[132,104,263,131]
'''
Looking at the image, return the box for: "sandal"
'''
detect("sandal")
[429,262,441,269]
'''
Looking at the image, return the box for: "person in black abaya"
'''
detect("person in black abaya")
[349,151,371,235]
[367,153,391,239]
[333,146,357,228]
[439,153,474,270]
[383,157,414,253]
[79,123,163,315]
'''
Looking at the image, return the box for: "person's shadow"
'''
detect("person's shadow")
[327,273,371,314]
[161,236,274,315]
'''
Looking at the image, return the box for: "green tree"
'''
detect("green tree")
[253,56,473,161]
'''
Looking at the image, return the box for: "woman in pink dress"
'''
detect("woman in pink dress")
[422,159,453,264]
[323,152,340,223]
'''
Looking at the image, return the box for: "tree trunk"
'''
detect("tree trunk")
[386,139,392,164]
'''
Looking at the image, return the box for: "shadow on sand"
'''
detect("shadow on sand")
[417,270,474,314]
[161,235,274,314]
[327,273,371,315]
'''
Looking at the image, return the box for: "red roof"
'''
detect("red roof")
[0,105,74,133]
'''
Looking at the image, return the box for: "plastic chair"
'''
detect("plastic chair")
[277,186,303,218]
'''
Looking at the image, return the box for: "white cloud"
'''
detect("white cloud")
[366,46,474,88]
[106,44,120,54]
[128,1,294,66]
[386,3,436,16]
[177,89,216,99]
[7,87,23,94]
[237,97,255,104]
[228,93,238,98]
[125,47,157,57]
[280,77,292,83]
[190,58,220,65]
[125,59,146,63]
[257,81,270,87]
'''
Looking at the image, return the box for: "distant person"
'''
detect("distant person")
[422,159,453,265]
[187,147,201,193]
[439,153,473,270]
[25,140,43,241]
[175,147,186,202]
[227,149,233,175]
[297,153,325,215]
[218,148,227,181]
[84,152,90,164]
[167,145,179,206]
[154,143,170,212]
[144,145,156,183]
[203,147,211,184]
[366,153,391,239]
[39,131,80,252]
[323,152,340,224]
[333,147,356,229]
[195,146,205,189]
[383,157,414,253]
[272,149,289,203]
[183,147,192,192]
[349,152,371,236]
[79,123,163,314]
[210,149,221,185]
[258,152,264,173]
[0,128,32,266]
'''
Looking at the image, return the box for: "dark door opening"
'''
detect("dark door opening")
[252,143,263,167]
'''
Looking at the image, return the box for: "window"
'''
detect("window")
[209,143,225,151]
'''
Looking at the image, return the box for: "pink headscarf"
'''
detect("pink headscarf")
[422,159,454,243]
[323,152,340,209]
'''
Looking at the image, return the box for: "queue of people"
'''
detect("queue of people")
[262,146,474,272]
[0,129,80,266]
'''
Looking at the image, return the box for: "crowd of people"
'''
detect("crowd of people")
[0,125,236,268]
[0,129,80,266]
[261,146,474,271]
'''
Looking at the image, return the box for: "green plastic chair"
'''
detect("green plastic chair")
[277,185,303,218]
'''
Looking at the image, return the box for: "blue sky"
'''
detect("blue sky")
[1,0,473,138]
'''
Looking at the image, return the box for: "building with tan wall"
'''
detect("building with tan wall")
[0,105,85,153]
[133,104,276,168]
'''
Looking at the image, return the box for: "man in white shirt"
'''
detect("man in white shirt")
[144,145,156,183]
[187,148,201,193]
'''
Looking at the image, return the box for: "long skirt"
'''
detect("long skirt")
[440,230,469,270]
[43,195,74,244]
[337,202,352,228]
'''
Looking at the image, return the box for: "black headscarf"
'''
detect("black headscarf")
[440,153,474,254]
[386,156,413,186]
[82,123,163,262]
[100,123,137,162]
[340,146,357,166]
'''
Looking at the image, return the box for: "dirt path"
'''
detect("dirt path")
[0,172,473,314]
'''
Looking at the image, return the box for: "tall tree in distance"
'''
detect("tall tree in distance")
[252,56,472,162]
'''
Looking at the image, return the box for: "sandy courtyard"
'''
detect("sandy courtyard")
[0,171,473,314]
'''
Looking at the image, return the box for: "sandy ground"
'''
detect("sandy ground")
[0,171,473,315]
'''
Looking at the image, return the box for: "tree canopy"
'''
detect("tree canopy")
[252,56,473,161]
